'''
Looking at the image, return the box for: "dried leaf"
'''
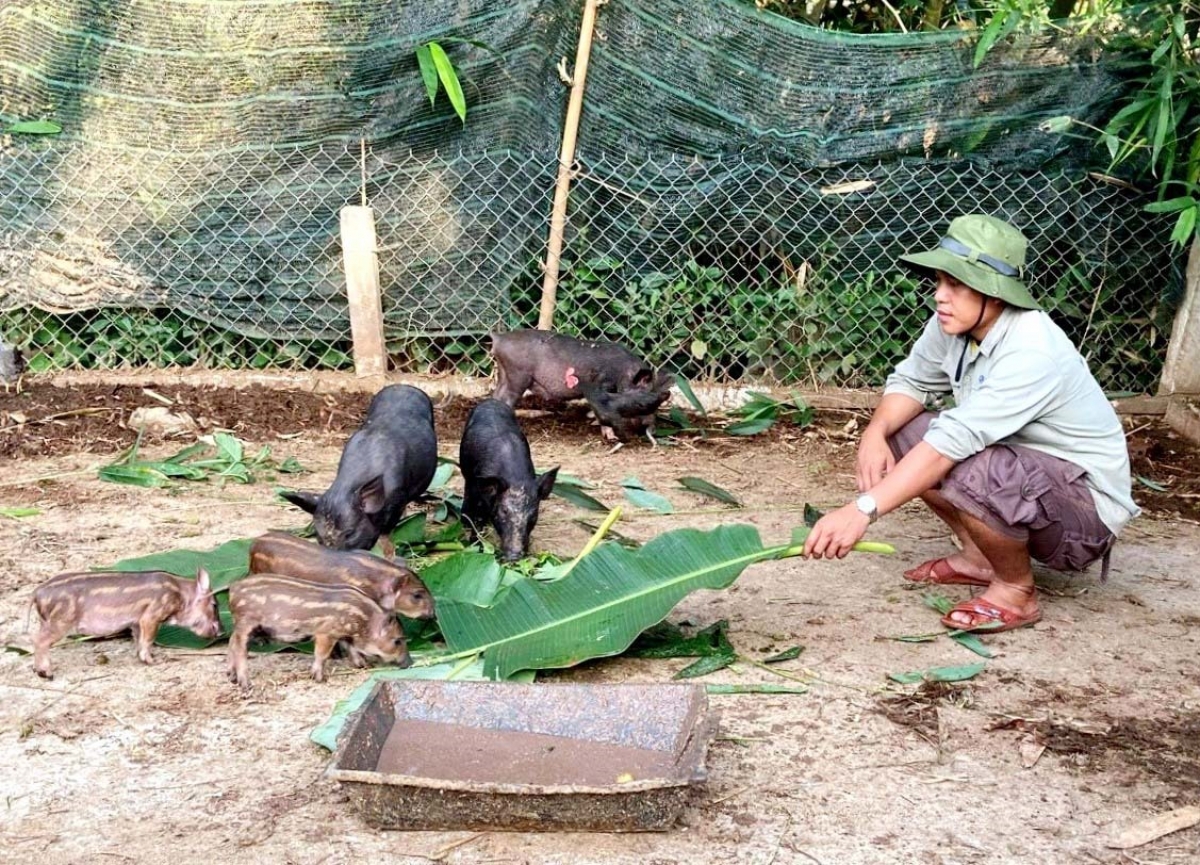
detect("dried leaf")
[1106,806,1200,850]
[819,179,875,195]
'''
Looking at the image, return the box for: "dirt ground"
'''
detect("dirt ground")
[1,378,1198,865]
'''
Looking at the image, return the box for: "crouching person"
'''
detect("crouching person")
[803,214,1140,633]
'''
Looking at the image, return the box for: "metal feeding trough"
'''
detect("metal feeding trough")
[326,680,718,832]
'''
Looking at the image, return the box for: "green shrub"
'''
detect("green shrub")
[0,307,352,371]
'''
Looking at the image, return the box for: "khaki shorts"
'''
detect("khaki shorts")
[888,412,1115,573]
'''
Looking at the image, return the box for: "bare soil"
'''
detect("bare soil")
[1,378,1198,865]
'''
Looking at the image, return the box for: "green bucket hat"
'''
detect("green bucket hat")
[899,214,1040,311]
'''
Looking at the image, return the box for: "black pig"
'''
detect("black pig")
[490,329,663,405]
[580,371,674,443]
[281,384,437,550]
[460,399,558,562]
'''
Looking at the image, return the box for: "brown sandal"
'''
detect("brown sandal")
[903,557,990,588]
[941,597,1042,633]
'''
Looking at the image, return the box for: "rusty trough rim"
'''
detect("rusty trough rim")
[324,680,719,797]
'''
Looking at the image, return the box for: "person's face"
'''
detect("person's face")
[932,270,1000,338]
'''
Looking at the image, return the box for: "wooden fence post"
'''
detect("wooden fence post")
[538,0,603,331]
[1160,234,1200,396]
[340,205,387,378]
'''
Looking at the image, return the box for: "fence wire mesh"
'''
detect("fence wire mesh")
[1,0,1183,395]
[0,140,1180,393]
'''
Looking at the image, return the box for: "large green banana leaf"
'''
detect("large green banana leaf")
[434,524,798,681]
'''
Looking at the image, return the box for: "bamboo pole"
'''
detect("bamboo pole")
[538,0,605,331]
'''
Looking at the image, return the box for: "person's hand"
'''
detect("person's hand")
[803,503,871,560]
[856,429,895,492]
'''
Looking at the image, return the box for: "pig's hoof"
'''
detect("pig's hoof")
[35,668,53,680]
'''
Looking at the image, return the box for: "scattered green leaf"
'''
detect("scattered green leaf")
[573,518,641,549]
[922,592,954,616]
[428,463,455,489]
[98,465,172,488]
[674,375,707,418]
[678,476,741,507]
[627,620,733,660]
[724,416,776,436]
[705,683,808,695]
[621,476,674,513]
[675,652,737,679]
[761,645,805,664]
[888,662,986,685]
[551,472,596,489]
[552,483,610,512]
[948,631,995,659]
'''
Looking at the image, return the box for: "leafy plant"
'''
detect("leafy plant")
[100,431,306,489]
[0,307,352,372]
[416,36,507,126]
[993,4,1200,248]
[726,391,815,436]
[430,524,807,680]
[417,42,467,124]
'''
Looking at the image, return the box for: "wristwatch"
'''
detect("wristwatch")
[855,493,879,524]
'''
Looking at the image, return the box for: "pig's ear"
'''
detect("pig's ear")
[195,567,211,594]
[536,466,560,501]
[477,477,504,506]
[358,476,387,515]
[632,368,654,388]
[280,490,321,514]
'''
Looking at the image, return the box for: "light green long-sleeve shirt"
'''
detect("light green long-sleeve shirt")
[883,307,1140,535]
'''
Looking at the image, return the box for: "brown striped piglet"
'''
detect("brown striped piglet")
[32,568,219,679]
[226,574,410,691]
[248,530,435,620]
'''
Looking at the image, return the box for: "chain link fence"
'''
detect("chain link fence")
[2,0,1183,394]
[0,139,1181,393]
